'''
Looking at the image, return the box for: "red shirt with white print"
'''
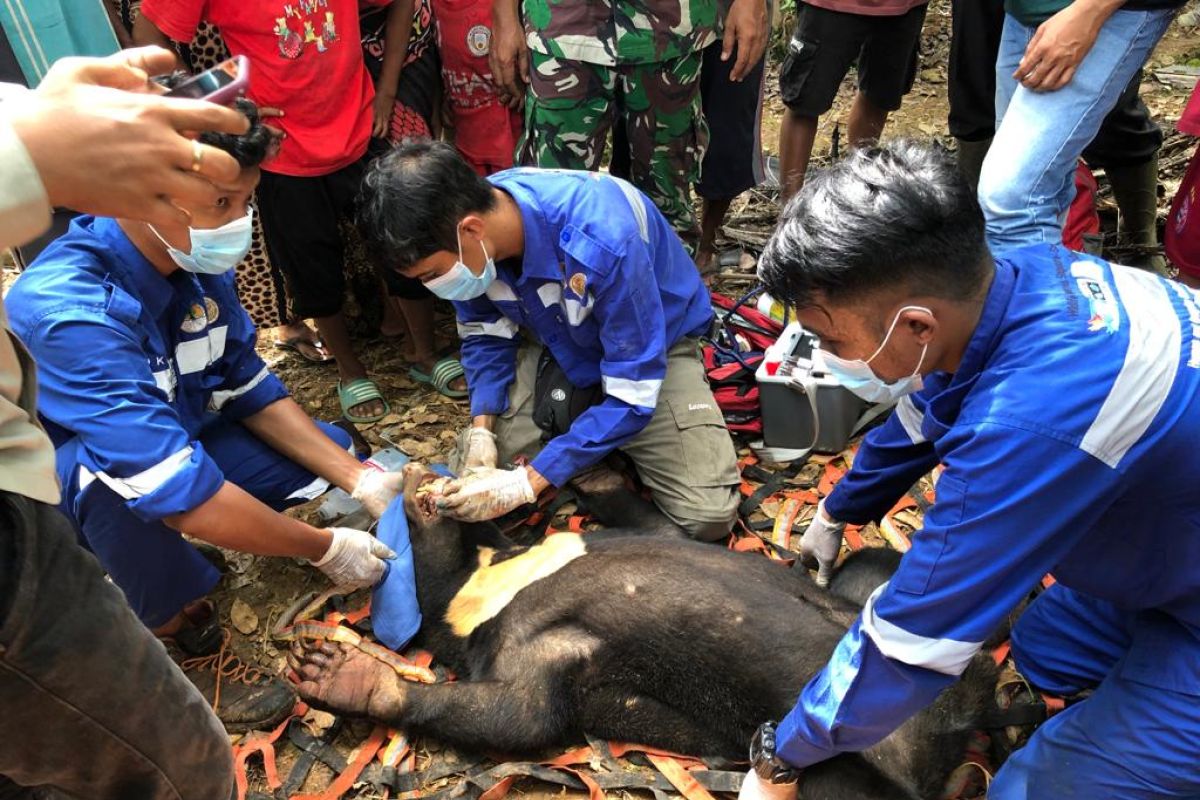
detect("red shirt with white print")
[141,0,391,176]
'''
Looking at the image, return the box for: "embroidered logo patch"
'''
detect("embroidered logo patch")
[1070,261,1120,334]
[181,303,208,333]
[203,297,220,324]
[568,272,587,297]
[467,24,491,56]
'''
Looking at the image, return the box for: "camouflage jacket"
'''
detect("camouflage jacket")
[523,0,718,65]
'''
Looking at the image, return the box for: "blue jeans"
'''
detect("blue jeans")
[990,584,1200,799]
[58,419,352,627]
[978,8,1174,254]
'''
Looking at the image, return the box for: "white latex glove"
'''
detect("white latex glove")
[800,499,845,588]
[436,467,536,522]
[311,527,397,591]
[459,426,499,472]
[351,468,405,519]
[738,770,798,800]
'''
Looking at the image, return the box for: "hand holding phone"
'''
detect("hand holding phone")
[165,55,249,105]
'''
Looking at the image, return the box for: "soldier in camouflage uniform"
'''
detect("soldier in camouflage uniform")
[493,0,718,245]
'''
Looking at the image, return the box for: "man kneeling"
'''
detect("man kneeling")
[7,101,402,732]
[358,142,740,540]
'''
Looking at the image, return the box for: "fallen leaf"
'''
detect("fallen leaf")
[230,598,259,635]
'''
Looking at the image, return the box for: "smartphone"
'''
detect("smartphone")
[165,56,249,105]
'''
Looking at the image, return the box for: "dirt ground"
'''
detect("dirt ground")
[9,4,1200,797]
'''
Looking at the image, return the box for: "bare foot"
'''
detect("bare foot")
[290,639,405,720]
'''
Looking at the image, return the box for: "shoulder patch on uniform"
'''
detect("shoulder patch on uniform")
[568,272,587,297]
[181,302,208,333]
[1070,260,1119,333]
[445,534,587,637]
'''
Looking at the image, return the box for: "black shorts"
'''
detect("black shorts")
[779,2,927,117]
[257,141,429,318]
[696,40,767,201]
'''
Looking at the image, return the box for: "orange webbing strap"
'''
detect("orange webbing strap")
[292,724,388,800]
[771,498,804,550]
[843,524,865,551]
[1041,694,1066,716]
[644,755,718,800]
[817,462,846,497]
[325,600,372,627]
[992,640,1012,666]
[232,702,304,800]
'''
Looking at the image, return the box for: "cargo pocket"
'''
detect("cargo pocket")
[779,33,819,109]
[892,473,966,597]
[667,397,741,489]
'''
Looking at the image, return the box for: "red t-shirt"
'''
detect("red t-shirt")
[141,0,389,176]
[433,0,521,173]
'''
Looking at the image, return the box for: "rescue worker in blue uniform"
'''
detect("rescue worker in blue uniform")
[740,142,1200,799]
[6,101,404,732]
[357,141,741,540]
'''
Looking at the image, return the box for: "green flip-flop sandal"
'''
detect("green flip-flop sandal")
[337,378,390,424]
[409,357,468,399]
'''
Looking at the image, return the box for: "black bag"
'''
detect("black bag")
[532,347,604,439]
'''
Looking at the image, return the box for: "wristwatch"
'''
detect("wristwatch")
[749,721,802,785]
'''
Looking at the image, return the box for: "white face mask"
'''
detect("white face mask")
[151,207,254,275]
[820,305,931,404]
[422,227,496,301]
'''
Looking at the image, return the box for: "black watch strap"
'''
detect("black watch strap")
[749,721,802,785]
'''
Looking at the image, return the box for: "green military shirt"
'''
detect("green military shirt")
[524,0,718,65]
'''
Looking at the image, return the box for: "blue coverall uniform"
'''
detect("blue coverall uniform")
[455,168,715,486]
[777,244,1200,798]
[7,216,350,627]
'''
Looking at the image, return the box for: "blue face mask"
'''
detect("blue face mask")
[819,305,930,404]
[152,208,254,275]
[423,229,496,301]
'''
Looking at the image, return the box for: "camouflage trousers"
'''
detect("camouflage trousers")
[519,50,708,246]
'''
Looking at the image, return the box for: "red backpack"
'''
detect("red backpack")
[703,291,784,436]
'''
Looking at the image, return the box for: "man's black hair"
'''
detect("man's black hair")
[158,74,272,168]
[759,141,992,310]
[358,139,498,272]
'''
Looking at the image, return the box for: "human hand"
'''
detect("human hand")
[799,500,845,587]
[372,92,394,139]
[436,466,536,522]
[351,469,406,518]
[1015,2,1107,92]
[738,770,798,800]
[488,2,529,107]
[722,0,768,82]
[9,47,250,229]
[311,527,397,591]
[459,426,499,472]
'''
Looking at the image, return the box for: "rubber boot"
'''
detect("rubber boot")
[956,137,992,193]
[1106,157,1168,275]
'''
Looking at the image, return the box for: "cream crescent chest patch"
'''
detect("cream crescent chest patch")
[445,533,587,637]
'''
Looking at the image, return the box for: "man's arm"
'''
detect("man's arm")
[488,0,528,107]
[821,391,941,524]
[454,296,522,419]
[774,422,1117,768]
[1015,0,1125,92]
[131,14,175,49]
[243,398,365,494]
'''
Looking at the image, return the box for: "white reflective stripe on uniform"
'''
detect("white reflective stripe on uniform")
[93,445,195,500]
[175,325,229,375]
[208,366,271,412]
[286,475,331,502]
[860,583,981,676]
[538,282,563,308]
[457,317,519,340]
[610,177,650,243]
[563,294,595,326]
[152,369,177,402]
[1081,266,1181,468]
[602,375,662,409]
[895,395,926,444]
[486,280,519,303]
